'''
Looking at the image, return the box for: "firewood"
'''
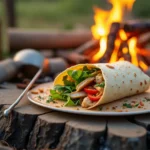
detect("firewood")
[75,39,99,54]
[118,42,131,62]
[99,22,121,62]
[136,48,150,66]
[145,67,150,76]
[137,32,150,48]
[137,48,150,56]
[8,29,92,52]
[123,21,150,33]
[56,50,90,64]
[137,54,149,70]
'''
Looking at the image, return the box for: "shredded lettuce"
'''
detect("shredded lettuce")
[50,66,100,106]
[95,81,105,88]
[67,67,100,85]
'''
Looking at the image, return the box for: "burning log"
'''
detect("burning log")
[118,42,131,62]
[75,39,99,54]
[123,21,150,33]
[8,29,92,52]
[56,39,99,64]
[137,54,149,71]
[100,22,121,62]
[137,32,150,48]
[145,67,150,76]
[138,48,150,66]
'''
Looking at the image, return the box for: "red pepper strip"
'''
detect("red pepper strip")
[88,94,101,101]
[84,87,98,94]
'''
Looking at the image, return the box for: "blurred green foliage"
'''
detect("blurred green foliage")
[0,0,150,29]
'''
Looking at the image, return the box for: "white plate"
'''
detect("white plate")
[27,82,150,116]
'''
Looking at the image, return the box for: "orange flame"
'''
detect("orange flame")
[91,0,148,71]
[128,37,138,66]
[92,0,135,62]
[139,61,149,71]
[92,36,107,61]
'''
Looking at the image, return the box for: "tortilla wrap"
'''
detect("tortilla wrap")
[54,61,150,109]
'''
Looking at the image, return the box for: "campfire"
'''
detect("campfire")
[85,0,150,71]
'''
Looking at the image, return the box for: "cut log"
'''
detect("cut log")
[8,29,92,52]
[0,84,51,149]
[28,111,107,150]
[57,115,106,150]
[134,114,150,150]
[0,104,51,149]
[27,112,68,149]
[107,117,147,150]
[134,114,150,130]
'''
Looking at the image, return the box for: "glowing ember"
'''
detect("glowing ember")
[119,29,127,41]
[90,0,149,70]
[139,61,149,71]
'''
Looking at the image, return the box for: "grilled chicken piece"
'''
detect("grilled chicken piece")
[81,97,93,108]
[95,73,103,84]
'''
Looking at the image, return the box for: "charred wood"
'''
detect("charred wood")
[123,21,150,33]
[56,50,90,64]
[100,22,121,63]
[75,39,99,54]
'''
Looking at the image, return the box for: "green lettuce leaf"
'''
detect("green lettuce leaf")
[95,81,105,88]
[64,97,80,106]
[50,89,66,100]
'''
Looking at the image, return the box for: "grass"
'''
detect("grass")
[0,0,150,54]
[14,0,103,29]
[0,0,150,29]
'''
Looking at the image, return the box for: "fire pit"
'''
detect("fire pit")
[84,0,150,73]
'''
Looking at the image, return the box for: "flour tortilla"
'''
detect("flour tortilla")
[54,61,150,109]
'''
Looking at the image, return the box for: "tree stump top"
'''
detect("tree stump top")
[0,83,149,150]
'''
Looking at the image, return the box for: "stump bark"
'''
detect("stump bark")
[0,84,149,150]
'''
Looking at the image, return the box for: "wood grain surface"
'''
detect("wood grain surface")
[0,83,149,150]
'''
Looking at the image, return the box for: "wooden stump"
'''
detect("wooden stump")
[0,84,149,150]
[134,114,150,150]
[107,118,147,150]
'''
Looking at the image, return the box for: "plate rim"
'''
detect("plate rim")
[27,83,150,116]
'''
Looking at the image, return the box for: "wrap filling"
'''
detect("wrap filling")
[50,66,105,108]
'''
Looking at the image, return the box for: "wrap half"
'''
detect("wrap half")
[53,61,150,109]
